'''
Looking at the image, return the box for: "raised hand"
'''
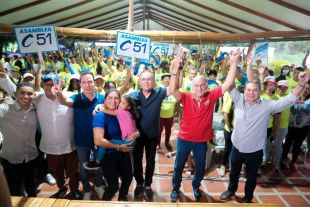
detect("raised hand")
[170,49,185,74]
[230,49,242,64]
[298,72,310,86]
[51,78,63,96]
[0,62,5,78]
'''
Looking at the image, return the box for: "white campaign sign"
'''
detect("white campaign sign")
[254,43,269,66]
[151,42,172,55]
[116,31,151,60]
[14,25,59,54]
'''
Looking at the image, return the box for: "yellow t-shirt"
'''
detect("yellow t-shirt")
[261,92,279,128]
[287,77,297,93]
[82,61,97,75]
[276,94,290,129]
[160,95,177,118]
[222,92,234,132]
[71,63,82,74]
[57,71,71,86]
[181,77,193,92]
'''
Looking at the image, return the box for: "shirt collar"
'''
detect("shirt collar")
[81,91,98,101]
[13,101,35,111]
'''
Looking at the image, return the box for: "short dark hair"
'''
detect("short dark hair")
[104,88,120,99]
[16,82,34,91]
[295,67,305,72]
[245,79,261,91]
[208,70,217,77]
[80,71,94,81]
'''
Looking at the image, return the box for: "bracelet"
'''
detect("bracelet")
[116,144,120,151]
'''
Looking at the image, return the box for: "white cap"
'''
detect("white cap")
[70,74,80,80]
[277,80,288,88]
[23,73,34,79]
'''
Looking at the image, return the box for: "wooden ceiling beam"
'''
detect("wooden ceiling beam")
[160,0,251,33]
[46,0,121,25]
[150,15,193,31]
[269,0,310,16]
[0,0,50,17]
[151,18,185,31]
[79,8,142,29]
[149,2,234,33]
[14,0,96,25]
[1,24,309,43]
[218,0,302,30]
[96,16,143,30]
[151,12,209,31]
[184,0,271,31]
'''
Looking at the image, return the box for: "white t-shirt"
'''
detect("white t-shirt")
[4,62,13,71]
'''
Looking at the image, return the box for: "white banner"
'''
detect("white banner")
[14,25,59,53]
[116,31,151,60]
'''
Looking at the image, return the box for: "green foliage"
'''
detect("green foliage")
[269,59,290,76]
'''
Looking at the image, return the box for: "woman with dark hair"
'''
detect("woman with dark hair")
[281,80,310,170]
[276,65,290,82]
[93,89,140,201]
[65,74,81,94]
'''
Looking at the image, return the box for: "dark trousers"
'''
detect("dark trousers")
[158,117,174,146]
[46,151,79,192]
[133,135,157,186]
[2,157,39,197]
[222,129,232,166]
[228,146,263,201]
[282,125,309,163]
[101,151,132,200]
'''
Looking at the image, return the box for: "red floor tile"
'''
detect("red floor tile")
[258,195,285,204]
[204,180,226,193]
[282,195,310,207]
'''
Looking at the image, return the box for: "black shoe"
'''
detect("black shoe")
[52,188,67,198]
[243,197,253,203]
[134,184,144,198]
[219,190,235,201]
[71,191,83,200]
[144,186,153,200]
[193,188,201,201]
[165,142,173,151]
[83,161,100,170]
[118,196,128,201]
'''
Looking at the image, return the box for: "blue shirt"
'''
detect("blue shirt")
[70,92,104,147]
[130,87,167,138]
[93,112,122,141]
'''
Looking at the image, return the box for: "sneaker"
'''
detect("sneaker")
[52,187,67,198]
[118,196,128,201]
[45,173,56,186]
[83,161,100,170]
[144,186,153,200]
[243,197,253,203]
[170,190,179,202]
[134,184,144,198]
[261,160,267,168]
[219,190,235,201]
[219,165,226,177]
[94,185,105,198]
[83,191,92,200]
[193,188,201,201]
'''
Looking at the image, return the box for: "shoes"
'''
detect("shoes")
[193,188,201,201]
[219,190,235,201]
[219,165,226,177]
[170,190,179,202]
[280,161,289,169]
[165,142,173,151]
[83,161,100,170]
[45,173,56,186]
[52,187,67,198]
[134,184,144,198]
[144,186,153,200]
[83,191,92,200]
[243,197,253,203]
[71,191,83,200]
[94,185,105,199]
[261,160,267,168]
[118,196,128,201]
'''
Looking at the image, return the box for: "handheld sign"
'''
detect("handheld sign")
[254,43,269,66]
[14,25,59,54]
[116,31,151,60]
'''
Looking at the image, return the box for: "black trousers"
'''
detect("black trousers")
[2,157,39,197]
[133,135,157,186]
[101,151,132,200]
[222,129,233,166]
[228,146,263,201]
[282,125,310,163]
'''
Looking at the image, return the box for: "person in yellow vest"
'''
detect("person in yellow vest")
[69,56,82,74]
[79,46,97,75]
[274,80,290,171]
[158,74,177,151]
[261,76,280,167]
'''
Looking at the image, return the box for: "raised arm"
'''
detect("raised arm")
[168,50,184,100]
[291,72,310,97]
[221,49,241,94]
[302,50,309,69]
[52,79,74,107]
[0,62,16,97]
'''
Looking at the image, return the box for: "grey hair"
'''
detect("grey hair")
[192,75,207,84]
[139,70,155,80]
[245,79,261,91]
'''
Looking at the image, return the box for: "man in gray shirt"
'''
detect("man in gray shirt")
[220,72,309,203]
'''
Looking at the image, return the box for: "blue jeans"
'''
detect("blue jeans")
[228,145,263,201]
[96,139,135,162]
[172,138,208,191]
[76,146,104,192]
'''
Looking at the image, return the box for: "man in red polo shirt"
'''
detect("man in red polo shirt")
[168,49,241,202]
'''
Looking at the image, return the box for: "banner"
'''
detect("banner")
[254,43,268,66]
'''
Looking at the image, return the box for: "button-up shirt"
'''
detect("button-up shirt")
[230,87,298,153]
[0,102,38,163]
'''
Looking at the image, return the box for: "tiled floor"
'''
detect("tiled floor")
[37,124,310,207]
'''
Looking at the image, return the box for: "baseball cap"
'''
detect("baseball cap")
[95,75,104,81]
[70,74,80,81]
[277,80,288,88]
[23,73,34,79]
[263,76,276,84]
[43,73,60,84]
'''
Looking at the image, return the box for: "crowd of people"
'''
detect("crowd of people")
[0,44,309,204]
